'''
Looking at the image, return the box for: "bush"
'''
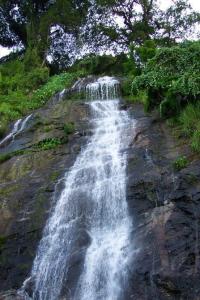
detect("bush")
[132,41,200,114]
[160,92,181,118]
[71,53,133,76]
[173,156,189,171]
[21,67,49,91]
[31,71,84,108]
[121,76,135,97]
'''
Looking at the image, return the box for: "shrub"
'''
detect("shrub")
[173,156,189,171]
[121,77,134,97]
[31,71,84,108]
[160,92,181,118]
[132,41,200,114]
[21,67,49,91]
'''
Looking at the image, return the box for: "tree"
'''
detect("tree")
[86,0,159,50]
[84,0,200,53]
[156,0,200,46]
[0,0,90,64]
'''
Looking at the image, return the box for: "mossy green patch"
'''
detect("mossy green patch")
[173,156,189,171]
[34,138,62,151]
[0,149,29,164]
[63,122,75,135]
[50,171,60,182]
[0,184,19,198]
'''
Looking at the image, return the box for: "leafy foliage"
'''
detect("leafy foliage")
[71,54,129,76]
[31,71,85,108]
[132,41,200,116]
[0,0,90,66]
[83,0,200,55]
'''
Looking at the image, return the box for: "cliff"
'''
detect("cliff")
[0,86,200,299]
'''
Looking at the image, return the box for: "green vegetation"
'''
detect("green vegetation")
[0,0,199,155]
[63,122,75,135]
[31,71,85,108]
[131,41,200,151]
[0,137,67,164]
[176,102,200,152]
[0,149,28,164]
[132,41,200,116]
[0,56,85,137]
[34,138,62,151]
[173,156,189,171]
[50,171,61,182]
[72,54,130,76]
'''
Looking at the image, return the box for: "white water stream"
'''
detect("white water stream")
[0,114,32,147]
[25,76,133,300]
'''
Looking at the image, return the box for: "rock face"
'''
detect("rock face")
[1,90,200,299]
[126,104,200,300]
[0,93,90,293]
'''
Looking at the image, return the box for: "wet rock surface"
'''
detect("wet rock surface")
[0,94,90,294]
[126,104,200,300]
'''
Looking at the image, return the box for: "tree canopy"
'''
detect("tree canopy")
[0,0,200,67]
[0,0,90,63]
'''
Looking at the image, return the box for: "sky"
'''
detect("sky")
[159,0,200,10]
[0,0,200,58]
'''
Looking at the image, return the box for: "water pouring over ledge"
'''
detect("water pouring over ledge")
[21,76,134,300]
[86,76,120,100]
[0,114,32,147]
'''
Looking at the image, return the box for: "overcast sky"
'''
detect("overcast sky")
[0,0,200,58]
[159,0,200,10]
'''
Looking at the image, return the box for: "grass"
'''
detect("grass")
[178,102,200,152]
[166,102,200,153]
[173,155,189,171]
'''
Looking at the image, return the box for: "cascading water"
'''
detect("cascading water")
[86,76,120,100]
[0,114,32,147]
[25,77,134,300]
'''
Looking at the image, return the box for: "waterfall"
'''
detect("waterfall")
[86,76,120,100]
[0,114,32,147]
[26,77,133,300]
